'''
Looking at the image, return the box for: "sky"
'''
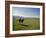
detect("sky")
[12,7,40,18]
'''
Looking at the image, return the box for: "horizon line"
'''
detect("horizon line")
[13,15,40,18]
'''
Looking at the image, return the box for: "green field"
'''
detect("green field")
[13,16,40,31]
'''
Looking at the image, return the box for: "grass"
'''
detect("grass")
[13,17,40,31]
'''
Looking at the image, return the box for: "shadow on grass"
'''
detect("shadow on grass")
[20,24,29,27]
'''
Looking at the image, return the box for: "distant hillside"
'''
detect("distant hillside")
[13,16,40,19]
[13,16,24,18]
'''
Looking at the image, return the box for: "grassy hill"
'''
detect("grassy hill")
[13,16,40,31]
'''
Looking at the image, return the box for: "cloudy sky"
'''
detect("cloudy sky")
[12,7,40,18]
